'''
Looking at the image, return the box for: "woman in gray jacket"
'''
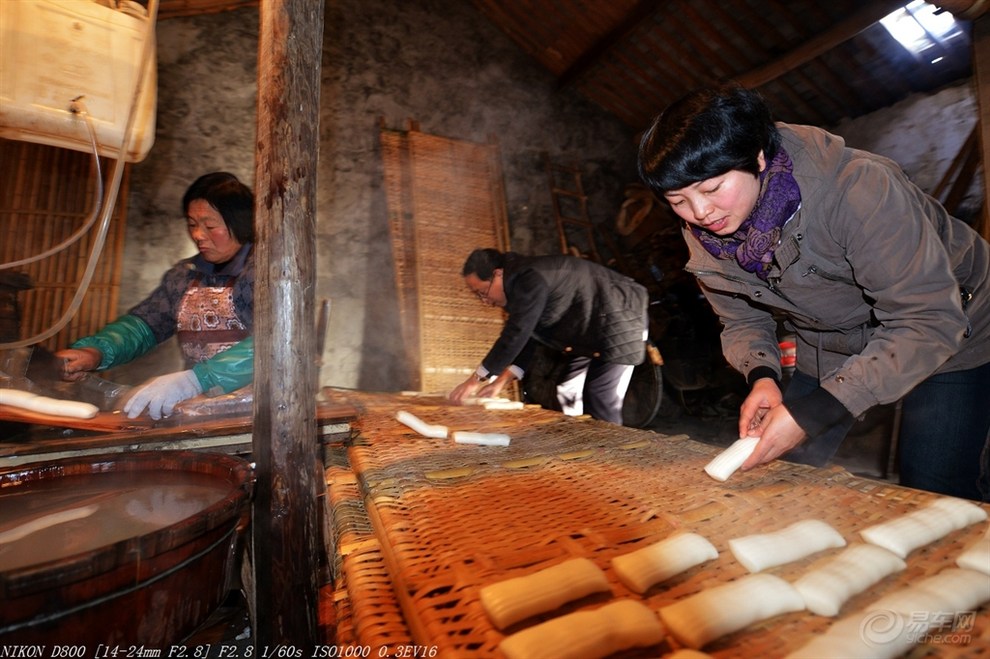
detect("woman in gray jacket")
[638,84,989,501]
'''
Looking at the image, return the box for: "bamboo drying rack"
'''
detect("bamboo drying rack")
[320,389,990,657]
[380,123,511,396]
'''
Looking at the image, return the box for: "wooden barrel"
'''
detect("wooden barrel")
[0,450,253,646]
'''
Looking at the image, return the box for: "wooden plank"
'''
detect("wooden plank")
[0,403,357,467]
[251,0,325,647]
[557,0,665,89]
[0,404,152,433]
[933,124,980,214]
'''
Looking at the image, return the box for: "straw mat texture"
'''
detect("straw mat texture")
[381,126,511,396]
[323,389,990,658]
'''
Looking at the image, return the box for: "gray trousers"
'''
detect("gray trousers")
[556,356,634,424]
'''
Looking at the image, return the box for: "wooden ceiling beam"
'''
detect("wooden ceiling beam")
[733,0,906,89]
[737,1,864,116]
[557,0,667,89]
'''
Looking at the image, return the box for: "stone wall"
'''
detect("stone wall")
[115,2,979,391]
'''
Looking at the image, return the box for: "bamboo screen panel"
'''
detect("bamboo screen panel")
[381,124,511,395]
[0,138,128,352]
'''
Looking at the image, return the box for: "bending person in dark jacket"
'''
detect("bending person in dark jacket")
[57,172,255,420]
[449,248,649,424]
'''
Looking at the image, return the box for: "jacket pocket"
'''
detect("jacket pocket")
[814,321,877,355]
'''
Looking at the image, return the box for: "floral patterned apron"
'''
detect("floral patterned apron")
[176,276,249,367]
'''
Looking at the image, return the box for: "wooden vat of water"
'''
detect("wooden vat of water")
[0,450,253,645]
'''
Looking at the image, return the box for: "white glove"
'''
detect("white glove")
[124,370,203,420]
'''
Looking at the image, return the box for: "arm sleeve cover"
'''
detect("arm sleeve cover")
[192,336,254,395]
[71,314,158,370]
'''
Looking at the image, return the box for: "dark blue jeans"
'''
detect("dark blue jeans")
[898,360,990,501]
[783,363,990,501]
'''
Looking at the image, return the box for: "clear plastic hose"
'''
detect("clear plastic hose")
[0,98,104,271]
[0,0,159,350]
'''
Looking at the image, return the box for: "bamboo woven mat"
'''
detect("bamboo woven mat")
[323,389,990,658]
[380,125,511,396]
[325,451,415,650]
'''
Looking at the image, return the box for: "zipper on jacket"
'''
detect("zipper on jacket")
[802,264,856,286]
[693,268,835,327]
[693,268,800,306]
[766,276,798,306]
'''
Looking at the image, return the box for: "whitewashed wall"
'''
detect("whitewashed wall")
[832,81,980,219]
[115,0,637,389]
[111,3,979,391]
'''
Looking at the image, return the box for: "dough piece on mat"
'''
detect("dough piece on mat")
[612,532,718,594]
[0,388,99,419]
[956,526,990,575]
[859,497,987,559]
[793,543,906,616]
[498,599,664,659]
[0,388,38,407]
[729,519,846,573]
[482,398,525,410]
[792,568,990,658]
[395,410,448,439]
[479,557,610,629]
[659,573,805,649]
[453,431,511,447]
[867,567,990,617]
[703,436,759,482]
[786,609,915,659]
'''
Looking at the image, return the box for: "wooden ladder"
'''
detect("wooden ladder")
[544,154,636,278]
[544,155,602,262]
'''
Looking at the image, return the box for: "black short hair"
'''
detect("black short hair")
[638,84,781,194]
[182,172,255,244]
[462,248,505,279]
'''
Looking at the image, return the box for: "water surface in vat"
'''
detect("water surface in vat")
[0,471,229,571]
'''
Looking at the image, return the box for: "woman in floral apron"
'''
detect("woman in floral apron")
[58,172,255,420]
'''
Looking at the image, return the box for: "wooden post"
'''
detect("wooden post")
[252,0,325,648]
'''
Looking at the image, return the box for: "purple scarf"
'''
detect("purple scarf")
[690,148,801,280]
